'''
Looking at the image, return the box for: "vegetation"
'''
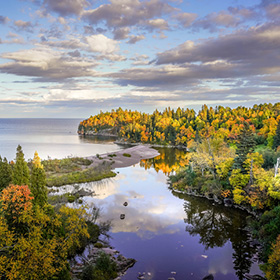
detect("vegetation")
[81,252,118,280]
[122,153,131,157]
[78,103,280,147]
[46,166,116,187]
[40,157,116,187]
[0,146,116,279]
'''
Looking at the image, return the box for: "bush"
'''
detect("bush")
[123,153,131,157]
[94,242,103,248]
[81,252,118,280]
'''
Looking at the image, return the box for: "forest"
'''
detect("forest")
[79,103,280,279]
[0,146,120,280]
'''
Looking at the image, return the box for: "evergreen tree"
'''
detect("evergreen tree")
[12,145,30,186]
[0,156,12,191]
[30,151,47,207]
[273,121,280,150]
[233,122,256,173]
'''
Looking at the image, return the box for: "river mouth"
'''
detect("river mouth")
[65,154,263,280]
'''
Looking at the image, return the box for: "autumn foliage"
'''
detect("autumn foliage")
[1,185,33,224]
[79,103,280,148]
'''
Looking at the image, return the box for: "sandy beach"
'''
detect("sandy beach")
[86,145,160,169]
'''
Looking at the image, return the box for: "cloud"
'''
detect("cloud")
[86,34,119,54]
[0,15,9,24]
[127,34,145,44]
[145,18,169,31]
[113,27,130,40]
[14,20,34,32]
[108,22,280,90]
[259,0,280,20]
[83,0,176,32]
[175,12,197,27]
[43,0,89,16]
[155,22,280,71]
[192,11,241,32]
[0,47,98,81]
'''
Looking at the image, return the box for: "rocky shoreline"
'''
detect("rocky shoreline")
[71,244,136,280]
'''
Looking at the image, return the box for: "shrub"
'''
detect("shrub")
[123,153,131,157]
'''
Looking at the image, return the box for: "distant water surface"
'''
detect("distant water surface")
[0,118,122,160]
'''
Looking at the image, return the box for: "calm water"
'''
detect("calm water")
[0,119,263,279]
[0,118,122,160]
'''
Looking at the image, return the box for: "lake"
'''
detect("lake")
[0,119,263,280]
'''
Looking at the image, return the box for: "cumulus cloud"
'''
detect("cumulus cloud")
[86,34,119,54]
[175,12,197,27]
[43,0,89,16]
[127,34,145,44]
[145,18,169,31]
[83,0,176,32]
[155,22,280,70]
[106,21,280,91]
[0,47,98,81]
[192,11,241,32]
[113,27,130,40]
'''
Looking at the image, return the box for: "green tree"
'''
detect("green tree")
[272,121,280,150]
[30,151,47,207]
[12,145,30,186]
[0,156,12,191]
[233,122,256,173]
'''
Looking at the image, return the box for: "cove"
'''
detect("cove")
[68,147,263,280]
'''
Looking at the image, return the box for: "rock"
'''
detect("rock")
[224,198,233,207]
[202,274,214,280]
[123,202,128,207]
[244,274,266,280]
[168,278,176,280]
[120,214,125,219]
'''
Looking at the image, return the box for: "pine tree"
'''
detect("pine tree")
[12,145,30,186]
[273,121,280,150]
[30,151,47,207]
[233,122,256,173]
[0,157,12,191]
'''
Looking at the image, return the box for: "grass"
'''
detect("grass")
[42,157,92,174]
[42,157,116,187]
[46,166,116,187]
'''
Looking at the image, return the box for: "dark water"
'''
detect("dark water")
[0,119,263,279]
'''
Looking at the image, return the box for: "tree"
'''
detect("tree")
[0,185,90,279]
[233,122,256,173]
[12,145,30,186]
[0,185,33,230]
[273,121,280,150]
[30,151,47,207]
[265,235,280,280]
[0,156,12,191]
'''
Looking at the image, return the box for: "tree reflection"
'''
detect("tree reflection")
[177,193,257,280]
[140,148,188,175]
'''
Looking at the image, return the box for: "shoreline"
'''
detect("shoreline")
[86,144,160,169]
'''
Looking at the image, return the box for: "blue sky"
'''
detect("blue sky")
[0,0,280,118]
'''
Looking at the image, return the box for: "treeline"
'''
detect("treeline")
[0,146,103,279]
[169,121,280,279]
[78,103,280,147]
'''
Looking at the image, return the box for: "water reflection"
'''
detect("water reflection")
[140,147,188,175]
[173,192,258,280]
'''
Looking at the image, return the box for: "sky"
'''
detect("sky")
[0,0,280,118]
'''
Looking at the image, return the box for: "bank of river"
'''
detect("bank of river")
[56,147,264,280]
[0,119,264,280]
